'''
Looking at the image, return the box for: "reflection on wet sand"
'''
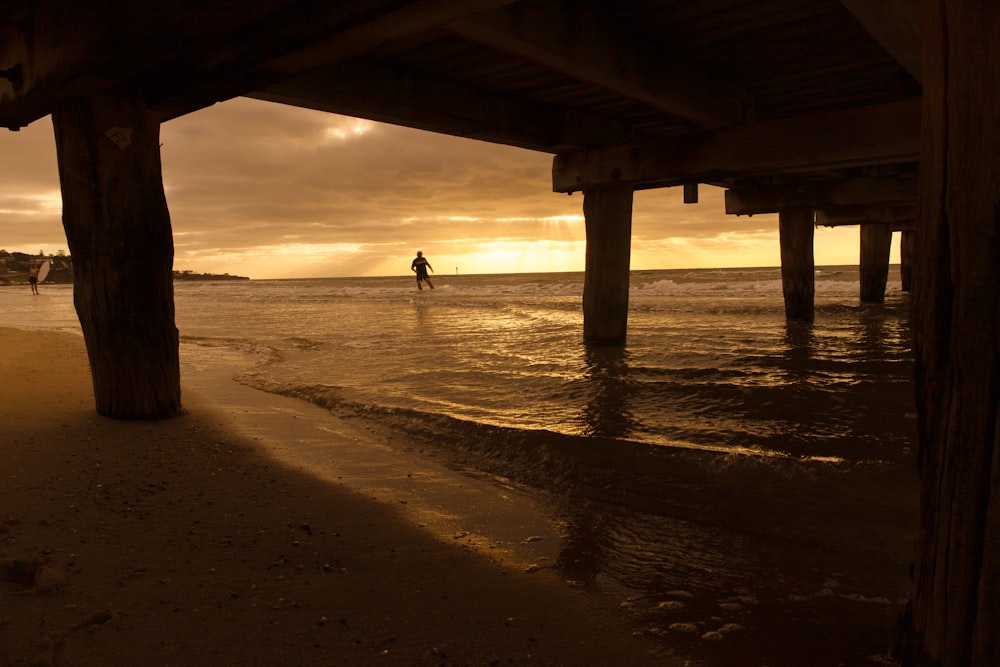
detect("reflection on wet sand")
[783,319,817,364]
[579,344,637,440]
[236,340,917,666]
[542,441,914,666]
[177,277,917,666]
[535,328,916,666]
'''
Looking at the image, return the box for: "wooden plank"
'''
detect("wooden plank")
[725,176,918,215]
[447,1,748,129]
[552,99,921,193]
[152,0,519,121]
[2,0,518,128]
[251,59,628,152]
[814,204,916,228]
[840,0,922,82]
[1,0,296,129]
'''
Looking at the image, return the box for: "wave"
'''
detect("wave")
[174,266,895,304]
[235,375,910,524]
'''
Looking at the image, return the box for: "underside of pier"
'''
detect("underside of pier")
[2,1,998,664]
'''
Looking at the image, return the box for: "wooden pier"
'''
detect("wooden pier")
[2,2,998,664]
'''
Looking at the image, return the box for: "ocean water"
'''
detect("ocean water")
[170,265,915,465]
[1,266,918,664]
[2,266,914,467]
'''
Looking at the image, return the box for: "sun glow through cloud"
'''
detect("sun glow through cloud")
[444,239,586,276]
[322,118,375,142]
[0,97,901,279]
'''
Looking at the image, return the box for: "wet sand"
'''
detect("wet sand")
[0,328,672,666]
[1,327,918,666]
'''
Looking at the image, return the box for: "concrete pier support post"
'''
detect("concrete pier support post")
[859,223,893,303]
[778,207,815,321]
[900,229,915,292]
[582,184,634,345]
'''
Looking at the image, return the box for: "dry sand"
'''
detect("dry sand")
[0,328,674,666]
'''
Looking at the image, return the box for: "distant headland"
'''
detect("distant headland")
[172,269,250,282]
[0,250,249,284]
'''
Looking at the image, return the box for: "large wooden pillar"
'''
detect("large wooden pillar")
[778,207,814,321]
[897,2,1000,665]
[52,94,181,419]
[582,184,633,345]
[859,223,893,303]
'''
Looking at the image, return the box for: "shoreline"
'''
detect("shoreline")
[242,355,919,666]
[1,328,671,666]
[1,327,918,666]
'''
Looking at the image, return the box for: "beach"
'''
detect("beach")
[0,327,672,666]
[0,327,919,666]
[1,268,920,665]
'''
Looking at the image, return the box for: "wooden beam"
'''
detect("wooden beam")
[150,0,520,121]
[552,99,921,193]
[840,0,922,82]
[446,1,749,129]
[1,0,297,129]
[815,204,916,229]
[683,183,699,204]
[726,176,918,215]
[251,60,628,152]
[1,0,521,128]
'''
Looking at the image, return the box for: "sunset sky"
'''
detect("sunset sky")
[0,96,896,280]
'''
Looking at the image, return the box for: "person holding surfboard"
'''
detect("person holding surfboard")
[28,263,39,294]
[411,251,435,291]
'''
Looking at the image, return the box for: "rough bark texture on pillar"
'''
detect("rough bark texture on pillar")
[900,229,915,293]
[859,223,893,303]
[778,208,814,321]
[896,2,1000,665]
[582,185,633,345]
[52,94,181,419]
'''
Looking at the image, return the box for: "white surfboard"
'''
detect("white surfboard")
[37,260,50,282]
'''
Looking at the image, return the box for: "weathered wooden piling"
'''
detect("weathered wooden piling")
[778,208,815,322]
[582,184,633,345]
[52,94,182,419]
[859,223,892,303]
[900,228,914,292]
[896,2,1000,664]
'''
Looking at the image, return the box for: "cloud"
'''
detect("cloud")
[0,96,873,278]
[0,119,62,253]
[154,98,593,276]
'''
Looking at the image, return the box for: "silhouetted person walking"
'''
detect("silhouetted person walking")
[411,251,434,291]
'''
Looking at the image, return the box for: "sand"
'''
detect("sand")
[2,326,920,666]
[0,328,674,667]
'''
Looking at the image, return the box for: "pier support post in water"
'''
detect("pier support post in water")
[52,93,181,419]
[859,223,892,303]
[582,184,633,344]
[900,229,914,292]
[778,207,815,322]
[895,2,1000,664]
